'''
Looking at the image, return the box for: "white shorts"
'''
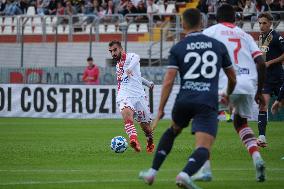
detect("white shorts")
[117,96,152,123]
[229,94,254,119]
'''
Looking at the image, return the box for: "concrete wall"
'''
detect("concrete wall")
[0,42,173,68]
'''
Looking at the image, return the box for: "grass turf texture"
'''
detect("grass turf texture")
[0,118,283,189]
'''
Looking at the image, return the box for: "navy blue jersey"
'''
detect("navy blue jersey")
[259,29,284,83]
[168,32,232,110]
[277,81,284,101]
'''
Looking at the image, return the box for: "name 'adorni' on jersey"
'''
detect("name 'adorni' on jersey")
[186,42,212,50]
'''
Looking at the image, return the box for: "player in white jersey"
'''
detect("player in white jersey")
[193,4,266,182]
[108,40,155,153]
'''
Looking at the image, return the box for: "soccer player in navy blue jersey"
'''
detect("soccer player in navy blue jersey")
[138,8,236,189]
[271,81,284,114]
[257,12,284,147]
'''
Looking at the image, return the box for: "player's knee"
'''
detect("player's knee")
[171,124,182,135]
[233,114,247,129]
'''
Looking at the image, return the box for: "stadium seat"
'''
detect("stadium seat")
[252,23,260,31]
[158,4,166,14]
[23,26,33,34]
[138,23,148,33]
[45,25,55,34]
[165,3,175,13]
[242,22,252,32]
[3,26,13,34]
[276,21,284,31]
[58,25,69,34]
[99,24,106,33]
[127,24,137,33]
[106,24,116,33]
[33,26,43,34]
[26,6,36,15]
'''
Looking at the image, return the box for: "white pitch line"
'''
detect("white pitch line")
[0,177,284,186]
[0,168,284,172]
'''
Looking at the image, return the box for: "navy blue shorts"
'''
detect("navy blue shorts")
[172,100,218,137]
[262,81,283,96]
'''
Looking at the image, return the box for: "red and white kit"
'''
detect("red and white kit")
[116,52,152,123]
[203,22,262,95]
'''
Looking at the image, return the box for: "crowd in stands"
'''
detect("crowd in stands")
[197,0,284,26]
[0,0,186,16]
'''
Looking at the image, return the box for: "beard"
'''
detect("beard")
[113,52,122,61]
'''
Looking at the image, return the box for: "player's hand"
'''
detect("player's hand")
[271,100,282,114]
[255,92,265,105]
[157,110,165,120]
[125,69,133,77]
[219,93,229,106]
[265,61,271,67]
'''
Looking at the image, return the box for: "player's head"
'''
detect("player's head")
[258,12,273,34]
[182,8,202,32]
[109,40,123,61]
[87,56,93,66]
[216,4,235,23]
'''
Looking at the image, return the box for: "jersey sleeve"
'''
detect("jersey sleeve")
[277,81,284,101]
[274,33,284,53]
[247,34,263,59]
[220,42,233,69]
[167,46,179,69]
[127,53,140,71]
[202,26,215,38]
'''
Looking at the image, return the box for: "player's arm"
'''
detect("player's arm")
[158,68,177,118]
[125,54,140,76]
[223,67,236,96]
[266,35,284,67]
[141,77,154,89]
[254,55,266,105]
[82,69,88,81]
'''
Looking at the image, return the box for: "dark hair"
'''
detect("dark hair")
[216,4,235,23]
[258,12,273,21]
[182,8,201,29]
[109,40,122,47]
[87,56,93,61]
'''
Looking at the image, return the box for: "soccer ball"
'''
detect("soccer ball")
[110,136,128,153]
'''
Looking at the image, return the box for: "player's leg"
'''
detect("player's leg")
[139,122,155,153]
[118,99,141,152]
[257,93,270,147]
[232,94,265,182]
[136,96,155,153]
[176,105,217,189]
[139,101,190,185]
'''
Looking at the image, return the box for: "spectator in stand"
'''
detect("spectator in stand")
[147,0,158,15]
[82,56,100,85]
[197,0,208,14]
[135,0,148,22]
[105,0,115,15]
[83,0,94,15]
[56,1,65,15]
[19,0,29,14]
[47,0,57,15]
[270,0,282,20]
[4,0,22,15]
[117,0,128,15]
[243,0,257,20]
[36,0,50,15]
[71,0,83,13]
[125,0,137,14]
[0,0,6,14]
[256,0,267,13]
[82,0,101,25]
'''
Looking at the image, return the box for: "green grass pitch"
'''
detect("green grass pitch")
[0,118,283,189]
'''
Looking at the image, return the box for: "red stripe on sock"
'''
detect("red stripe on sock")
[248,146,258,155]
[236,124,248,133]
